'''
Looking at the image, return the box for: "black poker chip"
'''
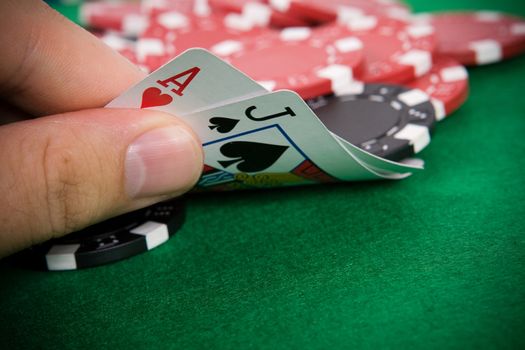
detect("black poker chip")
[13,198,185,271]
[307,84,437,161]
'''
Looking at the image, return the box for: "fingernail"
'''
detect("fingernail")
[125,125,202,198]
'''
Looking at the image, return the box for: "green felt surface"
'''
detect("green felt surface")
[2,1,525,349]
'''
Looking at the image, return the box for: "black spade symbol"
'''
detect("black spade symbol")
[218,141,289,173]
[208,117,240,133]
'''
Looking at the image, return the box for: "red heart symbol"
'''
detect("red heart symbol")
[140,87,173,109]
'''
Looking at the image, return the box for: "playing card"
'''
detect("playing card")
[184,90,418,190]
[106,48,267,115]
[332,134,423,179]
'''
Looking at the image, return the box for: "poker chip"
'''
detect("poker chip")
[209,0,308,28]
[412,11,525,66]
[268,0,411,24]
[141,0,208,16]
[15,199,185,271]
[97,32,139,65]
[307,84,436,161]
[80,1,148,37]
[218,26,364,99]
[137,11,266,72]
[326,17,435,84]
[406,56,469,120]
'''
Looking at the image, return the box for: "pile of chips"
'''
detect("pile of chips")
[80,0,525,162]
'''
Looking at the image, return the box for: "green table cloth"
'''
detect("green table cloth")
[1,0,524,348]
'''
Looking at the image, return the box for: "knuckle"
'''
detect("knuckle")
[41,133,98,236]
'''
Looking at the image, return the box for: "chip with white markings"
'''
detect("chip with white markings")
[16,199,185,271]
[306,84,437,161]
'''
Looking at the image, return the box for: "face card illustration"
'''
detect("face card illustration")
[206,127,302,173]
[106,48,268,115]
[198,126,337,190]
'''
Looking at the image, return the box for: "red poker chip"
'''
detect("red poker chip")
[93,31,139,65]
[323,17,435,84]
[209,0,309,28]
[406,56,469,120]
[80,2,148,37]
[413,11,525,66]
[137,11,267,72]
[142,0,213,17]
[268,0,411,24]
[138,51,167,73]
[217,27,365,99]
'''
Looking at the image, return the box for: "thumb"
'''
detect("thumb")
[0,108,203,257]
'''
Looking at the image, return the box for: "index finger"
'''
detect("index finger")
[0,0,146,116]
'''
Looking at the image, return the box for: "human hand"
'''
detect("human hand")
[0,0,203,257]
